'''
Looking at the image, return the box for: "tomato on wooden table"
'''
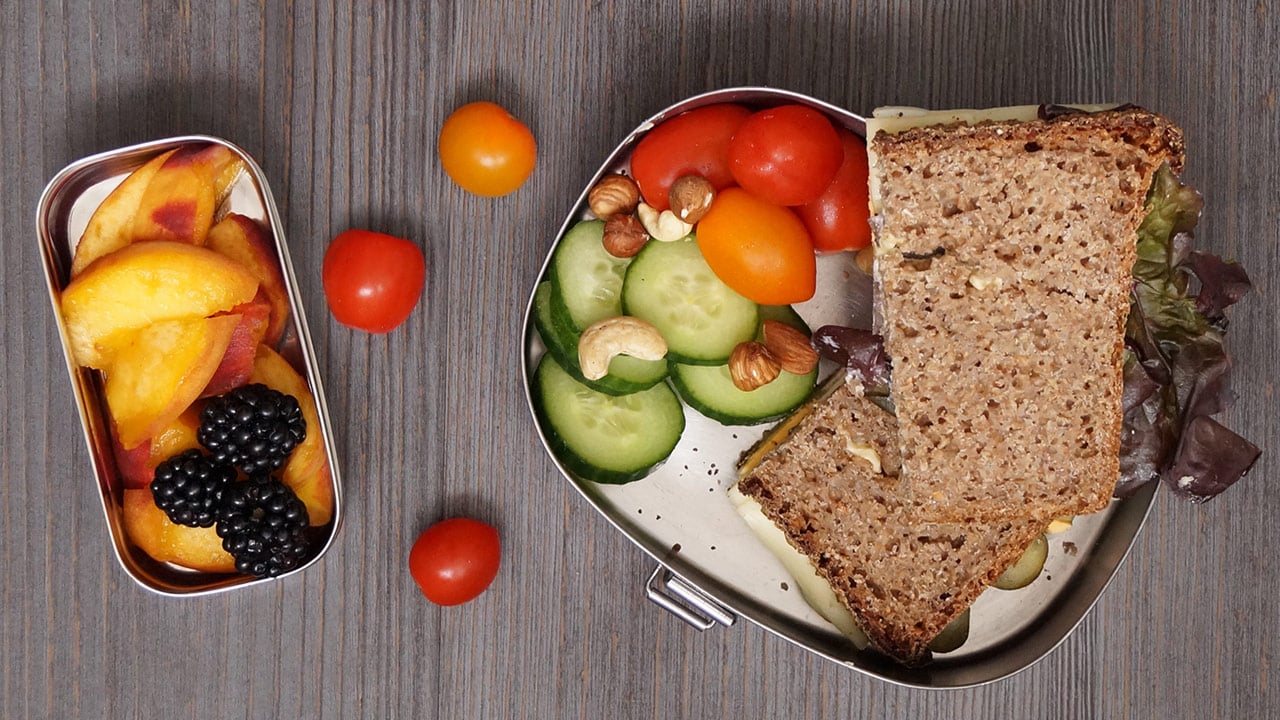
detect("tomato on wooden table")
[630,103,751,210]
[322,229,426,333]
[696,187,816,305]
[796,128,872,252]
[438,101,537,197]
[409,518,501,606]
[727,104,843,207]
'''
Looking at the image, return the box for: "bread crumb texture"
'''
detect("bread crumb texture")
[871,108,1184,522]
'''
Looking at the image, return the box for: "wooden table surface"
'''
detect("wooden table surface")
[3,1,1277,718]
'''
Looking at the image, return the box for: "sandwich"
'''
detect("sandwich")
[731,104,1258,665]
[733,376,1044,664]
[869,104,1183,522]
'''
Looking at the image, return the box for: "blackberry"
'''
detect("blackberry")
[150,449,235,527]
[199,383,306,475]
[216,475,312,578]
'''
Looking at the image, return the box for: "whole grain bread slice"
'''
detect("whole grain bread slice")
[869,107,1185,522]
[736,379,1043,665]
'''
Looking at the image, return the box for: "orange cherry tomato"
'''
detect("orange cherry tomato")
[696,187,816,305]
[438,101,537,197]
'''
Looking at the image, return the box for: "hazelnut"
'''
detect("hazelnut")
[588,174,640,220]
[602,214,648,258]
[668,175,716,224]
[761,320,819,375]
[729,341,781,392]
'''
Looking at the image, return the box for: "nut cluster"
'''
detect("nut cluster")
[728,321,819,391]
[589,171,723,257]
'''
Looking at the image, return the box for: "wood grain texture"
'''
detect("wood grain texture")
[3,0,1278,717]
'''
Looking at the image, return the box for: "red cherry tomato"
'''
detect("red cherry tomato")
[696,187,816,305]
[728,105,843,206]
[322,229,426,333]
[409,518,501,606]
[630,103,751,210]
[796,129,872,252]
[438,101,537,197]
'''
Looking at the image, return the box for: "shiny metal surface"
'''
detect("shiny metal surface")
[520,87,1156,687]
[36,136,343,597]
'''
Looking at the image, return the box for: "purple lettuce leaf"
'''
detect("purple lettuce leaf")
[1118,165,1259,500]
[812,325,891,394]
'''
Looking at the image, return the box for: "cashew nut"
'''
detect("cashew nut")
[577,316,668,380]
[636,201,693,242]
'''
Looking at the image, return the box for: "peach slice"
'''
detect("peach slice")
[205,214,291,345]
[148,404,204,465]
[250,345,334,526]
[113,429,155,489]
[60,241,259,369]
[113,406,204,489]
[130,144,244,246]
[105,314,240,449]
[70,149,178,277]
[202,295,271,397]
[123,488,236,573]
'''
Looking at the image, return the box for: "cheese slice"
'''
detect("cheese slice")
[727,484,871,648]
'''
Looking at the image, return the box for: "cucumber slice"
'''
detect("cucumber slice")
[994,534,1048,590]
[669,361,817,425]
[758,304,811,334]
[549,220,631,331]
[622,238,758,365]
[533,354,685,484]
[928,609,970,653]
[532,283,666,395]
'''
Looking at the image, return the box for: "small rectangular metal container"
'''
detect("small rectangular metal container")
[521,88,1157,687]
[37,135,343,596]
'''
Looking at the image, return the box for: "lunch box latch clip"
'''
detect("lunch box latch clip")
[644,565,736,631]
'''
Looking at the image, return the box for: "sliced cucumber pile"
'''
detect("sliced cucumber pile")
[533,354,684,484]
[531,220,822,482]
[622,238,758,365]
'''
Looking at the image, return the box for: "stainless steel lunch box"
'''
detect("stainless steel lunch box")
[38,135,343,596]
[520,87,1157,688]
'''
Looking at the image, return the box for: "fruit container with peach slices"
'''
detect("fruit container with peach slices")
[37,136,342,596]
